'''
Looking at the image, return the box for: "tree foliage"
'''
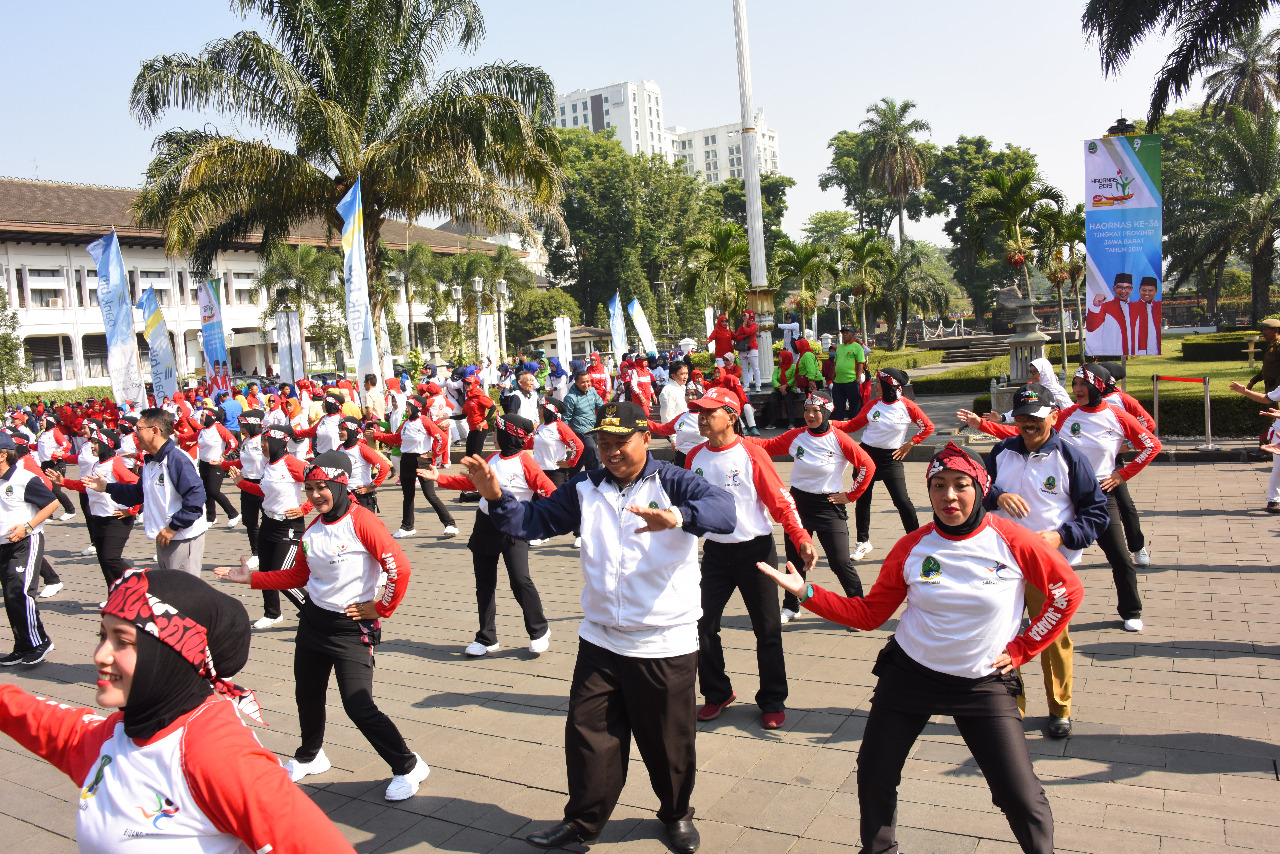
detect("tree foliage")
[252,243,343,371]
[701,173,796,267]
[859,98,934,246]
[0,291,31,405]
[505,288,581,350]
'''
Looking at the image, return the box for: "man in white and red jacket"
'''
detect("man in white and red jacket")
[734,309,761,391]
[684,386,817,730]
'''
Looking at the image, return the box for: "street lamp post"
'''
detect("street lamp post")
[832,292,843,330]
[471,276,485,363]
[450,283,463,362]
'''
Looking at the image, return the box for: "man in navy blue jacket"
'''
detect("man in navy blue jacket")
[971,384,1107,738]
[462,401,733,854]
[86,408,209,576]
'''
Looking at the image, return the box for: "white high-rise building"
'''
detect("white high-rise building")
[555,80,676,161]
[668,108,780,185]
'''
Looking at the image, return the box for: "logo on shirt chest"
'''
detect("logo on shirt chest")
[1069,422,1082,437]
[871,411,882,421]
[795,446,805,458]
[724,468,742,487]
[3,484,12,498]
[1042,475,1057,493]
[137,793,180,828]
[920,555,942,582]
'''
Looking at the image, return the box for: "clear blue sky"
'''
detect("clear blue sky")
[0,0,1201,245]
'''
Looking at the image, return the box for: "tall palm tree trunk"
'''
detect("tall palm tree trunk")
[1252,237,1275,323]
[898,197,907,248]
[1072,277,1085,369]
[1057,285,1068,376]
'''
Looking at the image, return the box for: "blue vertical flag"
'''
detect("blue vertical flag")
[85,230,146,406]
[336,176,378,385]
[608,291,628,362]
[136,286,179,403]
[627,298,658,355]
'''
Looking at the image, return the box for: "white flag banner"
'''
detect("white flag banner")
[608,292,628,362]
[336,177,378,383]
[554,315,573,363]
[478,314,499,386]
[85,231,146,407]
[704,305,714,338]
[627,299,658,355]
[275,311,306,384]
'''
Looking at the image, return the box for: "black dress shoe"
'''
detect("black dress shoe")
[665,819,700,854]
[1047,716,1072,738]
[526,821,597,849]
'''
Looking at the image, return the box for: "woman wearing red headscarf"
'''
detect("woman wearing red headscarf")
[707,315,734,367]
[734,309,761,390]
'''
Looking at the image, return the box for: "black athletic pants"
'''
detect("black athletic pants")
[783,488,864,612]
[465,428,489,457]
[88,514,134,587]
[257,516,306,619]
[1096,492,1143,620]
[563,639,698,838]
[1111,460,1145,552]
[698,535,787,712]
[0,534,49,653]
[769,390,803,428]
[858,700,1053,854]
[573,429,600,472]
[41,460,74,514]
[471,512,547,646]
[399,452,455,531]
[240,481,262,557]
[198,460,237,521]
[855,444,919,543]
[292,601,417,776]
[354,490,379,512]
[832,381,863,421]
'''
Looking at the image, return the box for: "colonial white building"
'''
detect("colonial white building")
[0,178,509,392]
[555,80,676,162]
[668,108,781,185]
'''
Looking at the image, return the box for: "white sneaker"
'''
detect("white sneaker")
[1133,547,1150,567]
[393,528,417,539]
[384,753,430,801]
[465,641,499,657]
[253,615,283,629]
[38,582,63,599]
[530,630,550,654]
[440,526,459,538]
[98,600,107,609]
[245,555,260,569]
[80,545,97,556]
[226,514,243,528]
[1123,618,1144,632]
[284,749,331,782]
[852,541,874,560]
[57,512,75,522]
[528,538,547,546]
[780,608,797,624]
[573,537,582,548]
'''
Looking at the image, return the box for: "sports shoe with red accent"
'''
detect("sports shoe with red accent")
[696,692,736,721]
[762,711,786,730]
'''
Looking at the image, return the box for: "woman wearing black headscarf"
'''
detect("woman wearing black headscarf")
[758,444,1083,854]
[0,568,355,853]
[226,409,267,569]
[54,427,139,588]
[216,451,429,802]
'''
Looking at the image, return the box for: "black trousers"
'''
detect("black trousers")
[292,602,416,775]
[88,514,135,587]
[833,381,863,421]
[573,429,600,472]
[198,460,237,521]
[41,460,74,514]
[855,444,920,543]
[769,390,803,428]
[698,535,787,712]
[471,511,547,646]
[1111,467,1145,552]
[399,452,455,530]
[465,428,489,457]
[354,490,379,512]
[38,558,59,586]
[258,516,306,619]
[0,534,49,653]
[545,469,580,536]
[858,700,1053,854]
[563,639,698,838]
[783,489,864,612]
[1096,492,1142,619]
[240,481,262,557]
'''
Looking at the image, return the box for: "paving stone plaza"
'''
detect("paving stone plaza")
[1,456,1277,853]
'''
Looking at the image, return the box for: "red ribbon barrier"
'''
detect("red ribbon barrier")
[1154,376,1205,384]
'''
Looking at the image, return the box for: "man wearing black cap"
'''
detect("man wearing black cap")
[458,401,736,854]
[1086,273,1133,354]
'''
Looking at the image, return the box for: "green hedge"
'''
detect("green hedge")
[1179,331,1259,362]
[968,392,1266,438]
[866,349,944,372]
[3,387,115,407]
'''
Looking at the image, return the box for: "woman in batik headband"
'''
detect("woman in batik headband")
[216,450,429,802]
[0,568,355,853]
[758,442,1083,854]
[367,394,457,540]
[419,413,555,658]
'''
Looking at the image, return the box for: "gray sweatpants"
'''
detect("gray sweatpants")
[156,534,206,576]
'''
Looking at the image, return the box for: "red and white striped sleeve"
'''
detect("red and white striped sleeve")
[350,506,412,617]
[803,526,927,629]
[555,421,584,466]
[359,442,391,486]
[903,398,935,444]
[989,517,1084,668]
[833,429,876,501]
[0,685,116,787]
[1114,408,1162,480]
[742,441,811,549]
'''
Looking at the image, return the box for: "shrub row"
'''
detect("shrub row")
[1179,331,1260,362]
[968,392,1268,438]
[3,387,115,407]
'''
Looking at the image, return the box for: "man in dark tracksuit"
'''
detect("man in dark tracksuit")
[0,432,62,665]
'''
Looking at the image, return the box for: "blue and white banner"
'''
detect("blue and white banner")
[607,291,628,362]
[275,310,305,385]
[136,286,178,403]
[627,298,658,355]
[197,279,231,391]
[85,231,146,407]
[1083,134,1163,356]
[336,176,378,382]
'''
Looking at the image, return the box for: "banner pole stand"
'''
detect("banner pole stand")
[1152,375,1159,439]
[1196,377,1219,451]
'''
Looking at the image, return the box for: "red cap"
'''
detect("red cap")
[686,386,741,415]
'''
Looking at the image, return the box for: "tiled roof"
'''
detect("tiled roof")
[0,177,510,256]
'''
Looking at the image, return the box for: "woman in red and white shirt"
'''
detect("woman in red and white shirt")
[528,398,583,546]
[55,428,140,589]
[194,406,241,527]
[335,417,391,513]
[216,452,430,803]
[836,368,934,560]
[759,443,1082,854]
[368,395,457,540]
[421,414,555,658]
[649,383,705,469]
[748,390,875,622]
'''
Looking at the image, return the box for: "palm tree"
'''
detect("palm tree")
[836,231,895,342]
[969,169,1064,299]
[681,223,751,315]
[1081,0,1279,128]
[776,238,838,335]
[1167,105,1280,323]
[386,242,436,352]
[129,0,566,369]
[253,243,343,376]
[878,241,951,351]
[1202,22,1280,117]
[858,98,932,247]
[1029,204,1086,374]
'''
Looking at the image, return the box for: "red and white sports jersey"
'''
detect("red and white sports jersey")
[685,438,811,548]
[36,428,71,463]
[234,437,267,481]
[288,413,311,461]
[0,688,354,854]
[368,416,446,464]
[838,398,934,450]
[803,516,1083,678]
[438,452,555,514]
[1055,402,1160,480]
[237,456,309,519]
[1103,390,1154,430]
[530,421,583,470]
[649,412,704,454]
[64,457,139,517]
[196,424,237,464]
[252,503,410,618]
[751,426,875,501]
[343,442,391,489]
